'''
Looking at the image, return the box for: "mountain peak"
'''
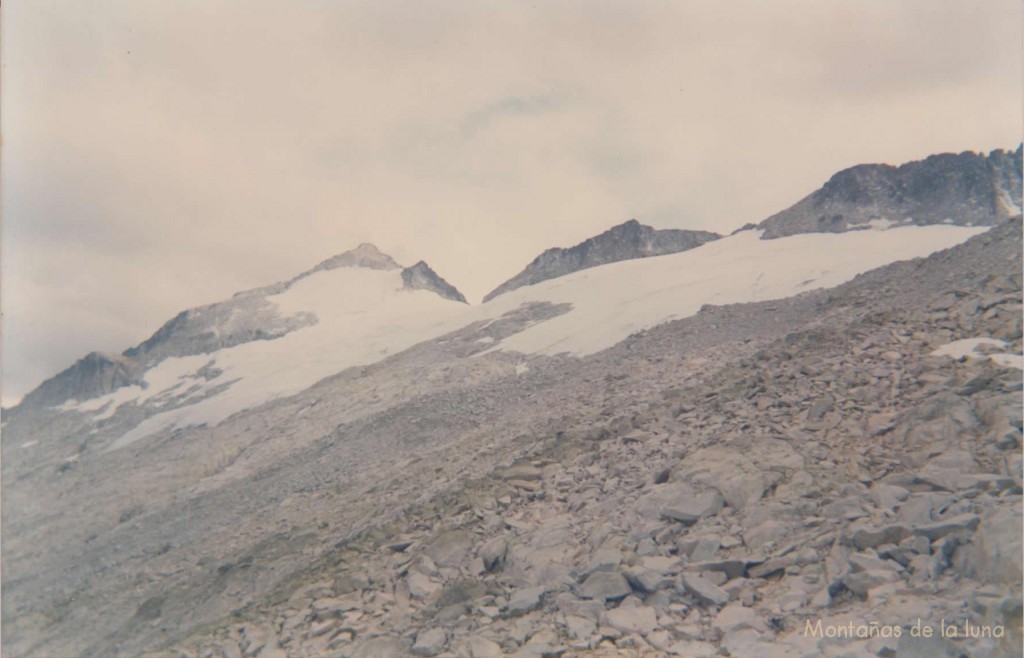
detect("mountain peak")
[483,219,721,301]
[401,261,468,303]
[18,351,145,410]
[756,147,1023,239]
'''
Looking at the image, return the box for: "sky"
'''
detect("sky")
[2,0,1021,407]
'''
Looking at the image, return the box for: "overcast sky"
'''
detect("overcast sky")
[2,0,1021,406]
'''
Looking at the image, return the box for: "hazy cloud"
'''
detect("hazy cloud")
[2,0,1020,405]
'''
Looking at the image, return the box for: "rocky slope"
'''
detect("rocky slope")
[127,218,1021,658]
[482,220,720,302]
[3,145,1022,658]
[148,220,1019,658]
[3,218,1019,658]
[756,147,1023,239]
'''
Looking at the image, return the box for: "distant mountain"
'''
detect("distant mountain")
[17,352,145,410]
[483,219,721,302]
[756,146,1023,239]
[4,146,1021,658]
[15,244,466,413]
[401,261,468,303]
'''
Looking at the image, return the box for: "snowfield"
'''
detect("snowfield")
[931,337,1024,370]
[73,224,986,450]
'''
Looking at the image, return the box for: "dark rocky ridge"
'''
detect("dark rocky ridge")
[16,352,145,410]
[757,146,1023,239]
[401,261,468,304]
[483,219,721,302]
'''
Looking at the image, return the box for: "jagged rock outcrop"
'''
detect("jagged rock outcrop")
[17,352,145,410]
[401,261,468,303]
[757,146,1023,239]
[483,219,720,302]
[122,298,317,368]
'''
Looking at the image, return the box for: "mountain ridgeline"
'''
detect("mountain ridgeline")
[2,145,1023,658]
[756,146,1022,239]
[483,219,721,302]
[10,146,1023,414]
[15,244,467,412]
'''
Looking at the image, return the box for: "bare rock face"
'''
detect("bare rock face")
[17,351,144,409]
[401,261,468,303]
[483,219,720,301]
[757,146,1023,239]
[123,296,317,367]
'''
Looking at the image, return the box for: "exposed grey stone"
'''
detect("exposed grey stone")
[912,514,980,541]
[850,524,912,550]
[507,586,548,616]
[681,574,730,606]
[466,637,503,658]
[478,537,508,573]
[411,628,447,656]
[424,530,475,568]
[712,602,760,635]
[756,148,1023,239]
[684,559,748,581]
[407,572,441,601]
[843,569,900,597]
[868,484,910,510]
[667,640,717,657]
[484,219,720,302]
[661,490,724,525]
[401,261,467,304]
[564,614,597,640]
[605,605,658,635]
[965,506,1023,585]
[349,637,410,658]
[578,572,632,601]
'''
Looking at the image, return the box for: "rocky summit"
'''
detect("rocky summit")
[482,219,720,302]
[1,148,1022,658]
[402,262,469,304]
[756,146,1023,239]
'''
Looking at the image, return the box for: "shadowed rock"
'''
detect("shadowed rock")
[757,146,1023,239]
[483,219,720,301]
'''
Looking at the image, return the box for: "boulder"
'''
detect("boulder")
[681,574,730,606]
[411,628,447,656]
[965,505,1023,585]
[912,513,980,541]
[507,586,547,616]
[605,605,658,635]
[424,530,474,568]
[661,491,724,525]
[578,571,632,601]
